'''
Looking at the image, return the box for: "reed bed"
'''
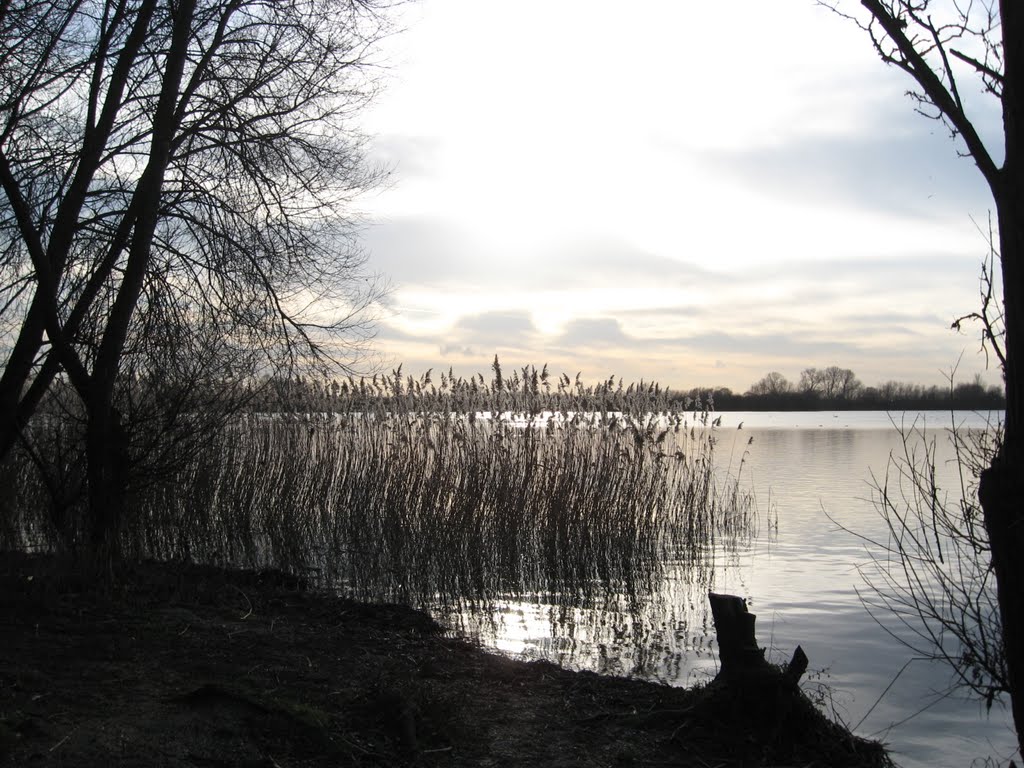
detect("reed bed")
[3,363,755,614]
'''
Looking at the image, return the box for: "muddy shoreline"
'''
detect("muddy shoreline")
[0,553,890,767]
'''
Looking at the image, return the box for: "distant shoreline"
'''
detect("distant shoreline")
[708,403,1006,412]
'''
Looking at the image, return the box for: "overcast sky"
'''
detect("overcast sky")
[355,0,1002,392]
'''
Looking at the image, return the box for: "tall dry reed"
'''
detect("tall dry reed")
[3,362,754,612]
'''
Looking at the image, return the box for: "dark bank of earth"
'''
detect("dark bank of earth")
[0,554,890,767]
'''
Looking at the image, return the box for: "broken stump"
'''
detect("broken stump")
[708,592,807,685]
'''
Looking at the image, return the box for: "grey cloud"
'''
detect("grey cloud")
[662,330,866,360]
[704,109,994,218]
[842,310,950,327]
[754,251,975,279]
[439,344,479,357]
[362,218,724,291]
[374,322,432,342]
[361,217,480,284]
[535,240,719,286]
[440,311,540,353]
[617,305,707,320]
[743,253,984,309]
[547,320,870,362]
[454,311,536,337]
[663,327,968,375]
[551,317,632,349]
[377,312,967,391]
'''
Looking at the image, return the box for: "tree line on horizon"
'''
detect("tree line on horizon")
[728,366,1006,411]
[228,360,1007,414]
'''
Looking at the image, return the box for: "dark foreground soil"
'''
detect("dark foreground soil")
[0,553,891,767]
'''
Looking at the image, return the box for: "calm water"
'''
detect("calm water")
[439,410,1018,768]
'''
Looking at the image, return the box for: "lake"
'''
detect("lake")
[437,410,1017,768]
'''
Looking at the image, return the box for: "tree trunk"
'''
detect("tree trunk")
[982,176,1024,755]
[0,297,47,459]
[975,7,1024,751]
[74,0,199,578]
[84,398,128,578]
[979,460,1024,754]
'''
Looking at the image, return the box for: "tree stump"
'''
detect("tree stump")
[708,592,807,684]
[708,592,767,677]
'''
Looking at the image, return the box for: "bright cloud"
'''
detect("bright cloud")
[357,0,1003,391]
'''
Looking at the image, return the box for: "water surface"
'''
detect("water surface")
[440,410,1016,768]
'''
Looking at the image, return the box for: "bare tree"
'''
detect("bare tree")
[0,0,392,569]
[823,0,1024,754]
[797,365,861,399]
[822,365,862,400]
[799,366,825,395]
[846,411,1007,701]
[747,371,792,396]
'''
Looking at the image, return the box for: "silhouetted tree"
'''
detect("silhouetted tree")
[798,367,825,396]
[823,365,862,399]
[826,0,1024,753]
[747,371,792,396]
[797,365,861,399]
[0,0,391,570]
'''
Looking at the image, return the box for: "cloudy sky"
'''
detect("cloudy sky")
[355,0,1002,392]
